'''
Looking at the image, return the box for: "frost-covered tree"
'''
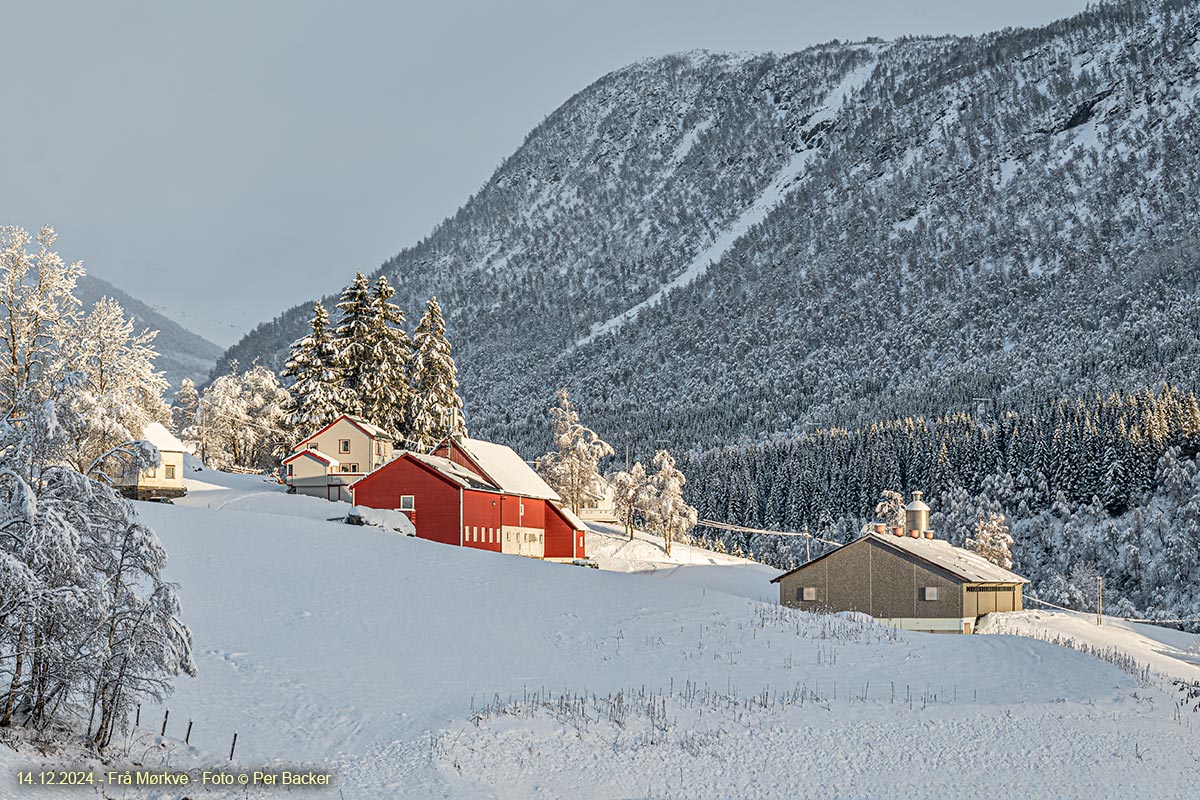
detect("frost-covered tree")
[408,297,465,448]
[867,489,906,531]
[333,272,373,415]
[171,378,199,438]
[967,512,1015,570]
[610,461,651,540]
[282,302,346,433]
[537,389,614,513]
[0,226,83,408]
[56,297,169,474]
[646,450,697,558]
[0,377,193,744]
[194,362,290,470]
[358,276,412,439]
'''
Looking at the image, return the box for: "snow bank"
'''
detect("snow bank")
[347,505,416,536]
[978,609,1200,684]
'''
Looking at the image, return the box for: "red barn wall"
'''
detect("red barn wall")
[463,489,503,552]
[353,457,461,546]
[544,504,583,560]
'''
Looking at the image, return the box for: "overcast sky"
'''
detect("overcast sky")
[1,0,1091,346]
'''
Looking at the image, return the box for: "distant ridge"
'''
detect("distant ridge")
[76,273,224,390]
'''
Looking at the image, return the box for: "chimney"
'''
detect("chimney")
[892,526,903,537]
[905,491,931,537]
[873,523,886,535]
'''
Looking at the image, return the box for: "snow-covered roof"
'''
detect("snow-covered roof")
[408,453,497,491]
[772,532,1027,585]
[343,414,389,439]
[871,532,1027,583]
[551,503,589,532]
[284,448,340,467]
[143,422,185,453]
[453,437,561,501]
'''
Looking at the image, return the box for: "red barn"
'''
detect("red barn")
[350,436,587,560]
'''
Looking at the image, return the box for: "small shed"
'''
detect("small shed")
[117,422,187,501]
[771,494,1027,634]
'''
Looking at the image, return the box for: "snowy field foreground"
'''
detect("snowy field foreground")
[2,469,1198,799]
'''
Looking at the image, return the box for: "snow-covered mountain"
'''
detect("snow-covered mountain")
[217,0,1199,459]
[76,273,223,389]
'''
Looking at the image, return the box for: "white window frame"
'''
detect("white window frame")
[165,464,176,479]
[339,438,351,454]
[399,495,415,511]
[801,587,817,602]
[922,586,940,601]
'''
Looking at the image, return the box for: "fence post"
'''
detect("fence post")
[135,704,140,727]
[161,709,169,737]
[229,731,238,761]
[185,719,193,745]
[1097,575,1103,626]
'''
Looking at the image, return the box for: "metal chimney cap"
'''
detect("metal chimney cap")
[906,490,930,512]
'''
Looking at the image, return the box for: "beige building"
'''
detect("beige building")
[117,422,187,501]
[771,492,1027,634]
[284,414,393,501]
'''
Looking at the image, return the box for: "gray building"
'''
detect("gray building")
[771,493,1027,634]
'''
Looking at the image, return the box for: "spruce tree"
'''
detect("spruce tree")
[408,296,466,448]
[333,273,374,415]
[359,276,412,440]
[282,301,346,434]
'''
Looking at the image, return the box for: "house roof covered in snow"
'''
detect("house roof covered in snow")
[407,452,498,492]
[143,422,185,453]
[771,532,1027,585]
[551,503,589,532]
[296,414,392,449]
[449,437,561,501]
[874,533,1027,583]
[283,448,340,467]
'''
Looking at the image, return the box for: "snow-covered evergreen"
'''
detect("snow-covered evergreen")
[332,272,374,417]
[408,297,465,448]
[282,302,346,433]
[358,276,413,440]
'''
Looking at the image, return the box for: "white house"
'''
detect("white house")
[116,422,187,501]
[284,414,394,501]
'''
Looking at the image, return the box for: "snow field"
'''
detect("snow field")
[3,468,1197,798]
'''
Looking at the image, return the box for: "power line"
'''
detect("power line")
[696,519,844,548]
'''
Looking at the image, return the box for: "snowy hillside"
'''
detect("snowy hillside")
[219,0,1200,459]
[3,468,1196,798]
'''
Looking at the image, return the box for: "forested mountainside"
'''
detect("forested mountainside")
[219,0,1199,459]
[77,274,223,389]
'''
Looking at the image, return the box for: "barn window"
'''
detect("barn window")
[399,495,415,511]
[922,587,940,601]
[339,439,351,454]
[800,587,817,602]
[286,464,293,477]
[165,465,176,479]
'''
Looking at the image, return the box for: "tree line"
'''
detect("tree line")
[681,384,1200,622]
[174,272,466,470]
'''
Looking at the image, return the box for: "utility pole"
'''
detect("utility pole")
[1097,575,1103,626]
[804,526,811,563]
